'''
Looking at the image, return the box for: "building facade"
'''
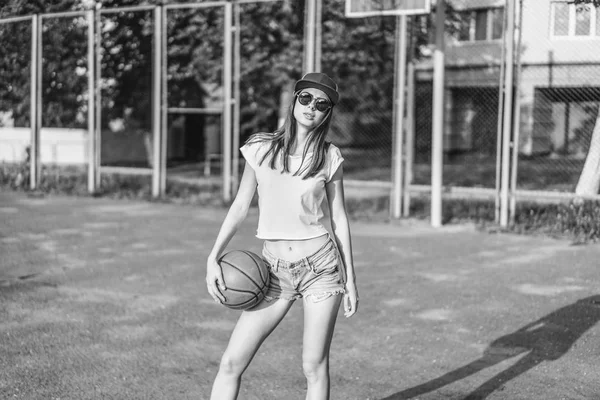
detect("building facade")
[415,0,600,158]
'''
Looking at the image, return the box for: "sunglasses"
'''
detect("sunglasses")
[296,91,332,113]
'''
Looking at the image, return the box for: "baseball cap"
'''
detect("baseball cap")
[294,72,340,105]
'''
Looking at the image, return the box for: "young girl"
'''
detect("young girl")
[206,72,359,400]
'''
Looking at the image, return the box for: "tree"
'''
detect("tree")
[98,0,156,133]
[575,0,600,5]
[0,20,32,127]
[0,0,88,128]
[0,0,409,153]
[236,0,303,137]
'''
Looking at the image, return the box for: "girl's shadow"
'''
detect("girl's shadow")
[382,295,600,400]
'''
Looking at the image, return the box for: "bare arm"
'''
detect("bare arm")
[325,164,359,317]
[206,162,257,303]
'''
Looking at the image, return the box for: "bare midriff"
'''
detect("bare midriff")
[264,233,329,261]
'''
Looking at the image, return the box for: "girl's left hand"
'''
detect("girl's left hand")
[343,281,359,318]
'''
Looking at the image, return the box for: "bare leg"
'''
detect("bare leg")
[302,294,343,400]
[210,298,294,400]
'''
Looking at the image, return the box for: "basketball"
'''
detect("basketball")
[218,250,270,310]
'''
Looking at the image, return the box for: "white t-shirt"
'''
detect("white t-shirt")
[240,139,344,240]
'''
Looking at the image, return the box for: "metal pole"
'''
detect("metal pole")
[161,5,168,196]
[99,5,156,14]
[390,14,399,218]
[509,0,524,224]
[392,15,407,219]
[500,0,516,227]
[40,10,86,19]
[152,6,163,198]
[403,61,415,217]
[0,15,34,24]
[237,0,283,3]
[30,14,42,190]
[314,0,322,72]
[223,2,233,202]
[232,2,241,189]
[95,7,102,188]
[495,0,508,224]
[87,10,96,193]
[303,0,316,72]
[29,15,37,189]
[165,1,234,11]
[431,0,446,227]
[166,107,222,114]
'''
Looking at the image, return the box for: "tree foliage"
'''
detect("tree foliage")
[0,0,304,134]
[0,0,447,141]
[574,0,600,6]
[0,0,89,127]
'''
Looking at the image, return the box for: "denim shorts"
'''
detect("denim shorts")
[261,236,346,303]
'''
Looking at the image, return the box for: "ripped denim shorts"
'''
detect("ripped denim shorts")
[261,236,346,303]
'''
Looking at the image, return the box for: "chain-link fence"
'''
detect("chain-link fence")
[3,0,600,210]
[408,0,600,222]
[0,17,32,163]
[99,9,154,169]
[321,0,396,183]
[413,80,501,188]
[166,0,397,184]
[0,18,32,128]
[412,4,504,192]
[0,14,91,167]
[514,0,600,198]
[164,4,225,179]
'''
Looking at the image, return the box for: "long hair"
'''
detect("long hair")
[244,94,333,179]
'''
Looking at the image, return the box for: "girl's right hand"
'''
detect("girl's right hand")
[206,257,226,304]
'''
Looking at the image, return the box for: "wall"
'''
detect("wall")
[416,1,600,156]
[0,127,150,166]
[0,127,87,164]
[520,1,600,66]
[445,1,600,67]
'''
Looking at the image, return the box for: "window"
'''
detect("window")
[453,8,504,42]
[553,2,570,35]
[456,13,471,41]
[597,5,600,35]
[575,4,591,35]
[474,10,488,40]
[491,8,505,39]
[551,1,600,37]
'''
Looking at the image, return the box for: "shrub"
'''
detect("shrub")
[0,162,222,206]
[2,162,600,243]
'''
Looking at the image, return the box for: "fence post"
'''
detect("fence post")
[403,61,415,217]
[391,15,408,219]
[509,0,524,224]
[152,5,164,198]
[161,5,168,196]
[500,0,516,227]
[232,2,241,190]
[87,10,97,194]
[431,0,446,228]
[495,4,508,224]
[315,0,322,72]
[223,1,233,202]
[30,14,42,190]
[94,6,102,190]
[29,15,37,188]
[303,0,316,72]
